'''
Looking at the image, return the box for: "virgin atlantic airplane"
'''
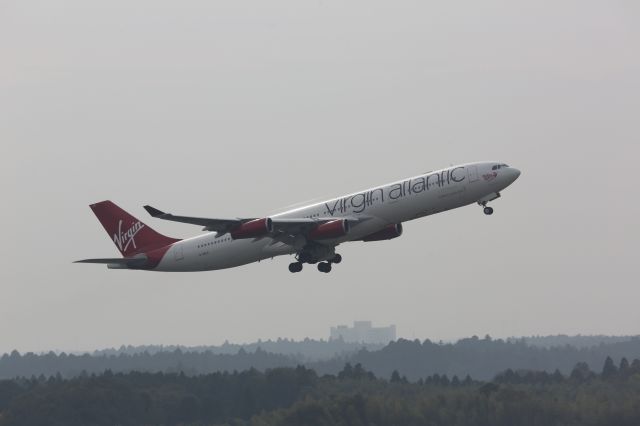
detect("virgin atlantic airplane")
[76,162,520,273]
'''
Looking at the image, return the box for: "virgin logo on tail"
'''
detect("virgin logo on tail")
[113,220,145,253]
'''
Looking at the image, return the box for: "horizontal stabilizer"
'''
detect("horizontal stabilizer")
[74,256,147,267]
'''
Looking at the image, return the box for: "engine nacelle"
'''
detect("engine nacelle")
[361,223,403,242]
[231,218,273,239]
[308,219,350,240]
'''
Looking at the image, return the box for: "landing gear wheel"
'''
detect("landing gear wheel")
[331,254,342,264]
[483,206,494,215]
[317,262,332,273]
[289,262,303,273]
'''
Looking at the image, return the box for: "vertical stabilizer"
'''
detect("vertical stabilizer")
[90,200,179,257]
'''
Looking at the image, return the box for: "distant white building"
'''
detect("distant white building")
[330,321,396,344]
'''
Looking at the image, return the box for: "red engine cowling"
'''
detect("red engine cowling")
[361,223,403,242]
[231,218,273,239]
[308,219,350,240]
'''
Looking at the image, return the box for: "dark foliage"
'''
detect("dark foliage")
[91,338,384,362]
[0,348,298,380]
[312,335,640,380]
[0,358,639,426]
[0,366,318,426]
[3,336,640,382]
[513,334,638,349]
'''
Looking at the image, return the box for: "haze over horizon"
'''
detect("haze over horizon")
[1,0,639,354]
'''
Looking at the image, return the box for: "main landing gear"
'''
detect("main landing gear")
[317,262,332,273]
[483,206,494,215]
[288,262,303,273]
[288,253,342,274]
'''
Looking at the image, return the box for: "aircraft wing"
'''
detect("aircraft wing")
[270,217,362,231]
[144,205,246,233]
[144,205,365,242]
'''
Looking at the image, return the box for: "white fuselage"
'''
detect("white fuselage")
[154,162,520,271]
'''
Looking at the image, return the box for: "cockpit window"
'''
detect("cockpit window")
[492,164,510,170]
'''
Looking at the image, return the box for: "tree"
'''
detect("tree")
[552,369,564,382]
[602,356,617,378]
[570,362,593,382]
[338,363,354,380]
[478,382,499,396]
[439,374,450,386]
[619,357,630,373]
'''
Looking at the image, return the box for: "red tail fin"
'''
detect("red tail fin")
[90,201,180,257]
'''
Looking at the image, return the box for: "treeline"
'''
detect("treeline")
[513,334,637,349]
[257,358,640,426]
[89,335,634,359]
[3,336,640,381]
[312,335,640,380]
[0,358,639,426]
[0,348,297,380]
[92,338,383,362]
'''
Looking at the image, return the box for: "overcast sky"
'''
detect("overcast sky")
[1,0,639,354]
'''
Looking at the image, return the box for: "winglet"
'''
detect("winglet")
[144,205,165,218]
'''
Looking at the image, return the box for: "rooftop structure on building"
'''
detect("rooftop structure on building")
[330,321,396,344]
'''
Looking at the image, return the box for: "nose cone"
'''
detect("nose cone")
[506,167,521,185]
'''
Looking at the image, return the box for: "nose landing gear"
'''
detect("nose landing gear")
[479,200,494,215]
[477,192,500,216]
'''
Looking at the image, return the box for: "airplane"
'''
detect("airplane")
[76,161,520,273]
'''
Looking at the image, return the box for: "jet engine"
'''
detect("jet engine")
[308,219,350,240]
[231,218,273,239]
[361,223,403,242]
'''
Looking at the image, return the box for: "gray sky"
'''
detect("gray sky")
[1,0,639,354]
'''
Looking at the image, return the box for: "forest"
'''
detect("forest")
[0,357,638,426]
[91,338,385,361]
[2,335,640,381]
